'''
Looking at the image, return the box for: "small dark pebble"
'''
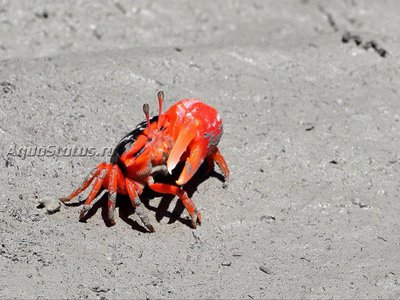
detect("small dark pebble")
[377,48,387,57]
[174,47,183,52]
[342,32,351,43]
[351,199,369,209]
[259,266,271,274]
[35,10,49,19]
[378,236,387,242]
[260,215,276,222]
[353,35,362,45]
[305,125,314,131]
[329,160,338,164]
[1,81,16,93]
[370,40,378,48]
[91,286,110,293]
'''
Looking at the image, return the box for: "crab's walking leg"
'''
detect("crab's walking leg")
[125,179,155,232]
[60,162,107,202]
[120,135,147,166]
[148,182,201,229]
[79,167,109,221]
[107,165,120,225]
[211,147,229,181]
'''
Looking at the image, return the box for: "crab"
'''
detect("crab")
[60,91,229,231]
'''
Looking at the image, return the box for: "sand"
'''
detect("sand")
[1,1,400,298]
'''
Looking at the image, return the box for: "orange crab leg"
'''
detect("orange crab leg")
[107,165,125,225]
[120,134,147,165]
[148,182,201,228]
[79,167,109,220]
[60,162,107,202]
[125,178,140,207]
[126,178,154,232]
[211,147,229,181]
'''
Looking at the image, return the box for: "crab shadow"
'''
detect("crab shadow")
[121,162,225,231]
[65,162,225,232]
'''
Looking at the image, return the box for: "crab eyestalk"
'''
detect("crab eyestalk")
[143,103,153,140]
[157,91,164,128]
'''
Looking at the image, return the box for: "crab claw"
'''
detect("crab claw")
[176,140,208,186]
[167,126,196,174]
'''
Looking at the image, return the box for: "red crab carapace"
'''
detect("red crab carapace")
[60,91,229,231]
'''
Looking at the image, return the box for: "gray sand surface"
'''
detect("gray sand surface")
[1,1,400,298]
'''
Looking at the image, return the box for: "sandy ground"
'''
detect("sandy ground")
[1,0,400,298]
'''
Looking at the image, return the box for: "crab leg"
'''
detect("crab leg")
[125,178,155,232]
[211,147,229,180]
[79,167,109,221]
[120,134,147,166]
[60,162,107,202]
[107,165,125,225]
[148,182,201,229]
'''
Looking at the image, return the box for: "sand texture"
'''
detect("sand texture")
[1,1,400,298]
